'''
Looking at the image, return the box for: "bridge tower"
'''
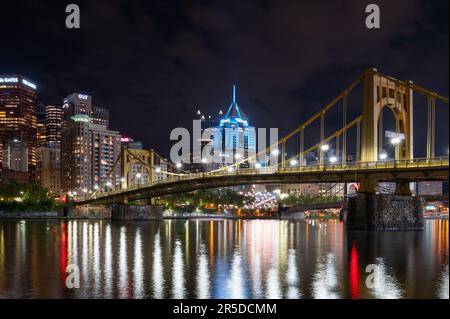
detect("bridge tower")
[361,67,414,163]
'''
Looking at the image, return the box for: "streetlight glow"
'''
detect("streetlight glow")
[320,144,330,151]
[390,137,401,145]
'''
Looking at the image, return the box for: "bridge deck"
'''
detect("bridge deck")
[74,157,449,205]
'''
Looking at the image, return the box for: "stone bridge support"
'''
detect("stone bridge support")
[347,178,424,230]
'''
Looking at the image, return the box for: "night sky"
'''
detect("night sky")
[1,0,448,159]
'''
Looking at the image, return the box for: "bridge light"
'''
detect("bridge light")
[271,149,280,156]
[227,166,234,173]
[254,163,262,169]
[289,159,298,166]
[329,156,337,163]
[390,137,401,145]
[176,162,182,168]
[320,144,330,151]
[379,153,388,160]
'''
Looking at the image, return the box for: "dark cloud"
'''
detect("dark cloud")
[0,0,448,157]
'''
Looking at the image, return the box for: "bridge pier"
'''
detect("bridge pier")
[347,181,424,230]
[111,204,163,220]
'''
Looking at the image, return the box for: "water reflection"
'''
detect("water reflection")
[172,240,186,299]
[152,231,164,299]
[0,218,447,299]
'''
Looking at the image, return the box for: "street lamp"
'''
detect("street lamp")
[390,137,401,145]
[320,144,330,151]
[289,159,298,166]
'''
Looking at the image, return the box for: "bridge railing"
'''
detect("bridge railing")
[76,156,448,202]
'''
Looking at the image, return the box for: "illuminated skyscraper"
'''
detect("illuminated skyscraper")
[45,105,62,145]
[214,85,256,166]
[0,75,37,181]
[36,103,47,147]
[60,93,120,193]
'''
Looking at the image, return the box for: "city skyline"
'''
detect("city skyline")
[0,0,448,159]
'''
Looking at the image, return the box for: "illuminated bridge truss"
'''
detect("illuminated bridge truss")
[75,68,449,205]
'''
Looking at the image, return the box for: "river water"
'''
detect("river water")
[0,218,448,299]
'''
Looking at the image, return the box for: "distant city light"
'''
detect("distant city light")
[120,177,125,182]
[379,153,388,160]
[271,149,280,156]
[106,182,112,187]
[329,156,338,163]
[135,173,142,178]
[320,144,330,151]
[201,158,208,163]
[155,167,161,173]
[289,159,298,166]
[94,185,99,190]
[254,163,262,169]
[235,153,242,160]
[82,188,88,193]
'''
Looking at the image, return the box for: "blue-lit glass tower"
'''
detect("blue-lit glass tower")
[213,85,256,165]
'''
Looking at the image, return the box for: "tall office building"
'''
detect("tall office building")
[90,123,121,190]
[36,103,47,147]
[91,106,109,127]
[45,105,62,145]
[36,144,61,194]
[213,85,256,167]
[60,93,119,193]
[0,75,38,181]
